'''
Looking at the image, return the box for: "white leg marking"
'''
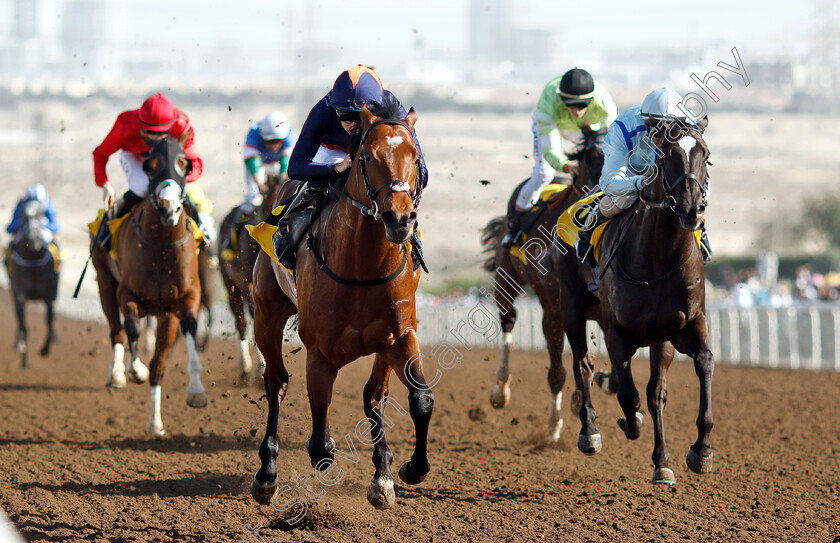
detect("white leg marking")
[239,338,253,374]
[548,391,564,442]
[128,356,149,383]
[148,385,165,436]
[106,343,126,388]
[185,334,208,407]
[489,333,513,409]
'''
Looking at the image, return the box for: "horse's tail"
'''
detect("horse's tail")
[480,216,507,273]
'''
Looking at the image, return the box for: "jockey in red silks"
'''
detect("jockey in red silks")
[92,93,210,249]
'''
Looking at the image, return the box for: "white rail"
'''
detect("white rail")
[416,300,840,372]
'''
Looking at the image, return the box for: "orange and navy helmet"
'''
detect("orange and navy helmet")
[328,65,384,113]
[139,93,177,132]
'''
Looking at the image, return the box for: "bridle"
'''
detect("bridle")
[329,119,423,218]
[640,129,709,212]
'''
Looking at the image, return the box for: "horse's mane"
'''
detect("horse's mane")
[348,93,403,157]
[567,128,607,162]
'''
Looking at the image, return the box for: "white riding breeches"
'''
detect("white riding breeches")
[119,151,151,197]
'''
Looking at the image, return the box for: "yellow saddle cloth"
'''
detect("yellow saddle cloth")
[88,207,203,262]
[508,183,569,265]
[556,192,704,266]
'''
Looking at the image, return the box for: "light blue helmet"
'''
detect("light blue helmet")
[25,184,48,203]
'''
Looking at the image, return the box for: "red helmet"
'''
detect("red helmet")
[139,93,177,132]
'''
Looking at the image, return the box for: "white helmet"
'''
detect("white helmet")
[641,87,694,124]
[259,111,291,141]
[25,183,47,203]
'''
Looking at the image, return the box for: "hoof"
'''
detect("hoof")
[147,423,166,437]
[186,392,208,408]
[548,419,564,443]
[686,449,714,474]
[617,411,644,439]
[367,477,396,509]
[128,360,149,383]
[652,467,676,485]
[39,344,50,357]
[106,372,126,389]
[251,474,279,505]
[577,433,602,455]
[489,381,511,409]
[398,461,428,485]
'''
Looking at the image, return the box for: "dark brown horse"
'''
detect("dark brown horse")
[92,137,207,436]
[5,200,59,368]
[480,128,609,442]
[572,119,713,485]
[217,174,283,380]
[250,99,431,509]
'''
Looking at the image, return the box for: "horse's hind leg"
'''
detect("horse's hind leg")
[39,300,56,357]
[388,330,434,486]
[648,342,676,485]
[12,292,27,368]
[363,355,395,509]
[543,307,567,442]
[250,254,294,504]
[489,274,521,409]
[147,314,179,436]
[180,314,208,408]
[122,302,149,384]
[223,275,253,378]
[566,311,601,454]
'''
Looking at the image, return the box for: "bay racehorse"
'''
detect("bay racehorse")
[91,137,207,436]
[5,199,59,368]
[572,117,713,485]
[480,128,612,442]
[250,98,432,509]
[217,174,284,381]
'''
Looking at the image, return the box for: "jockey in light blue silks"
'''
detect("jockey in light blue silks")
[575,87,712,267]
[7,184,59,245]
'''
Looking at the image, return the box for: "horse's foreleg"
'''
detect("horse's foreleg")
[648,342,676,485]
[489,302,517,409]
[674,318,715,474]
[122,302,149,384]
[389,330,433,486]
[363,355,395,509]
[606,324,643,440]
[12,292,27,367]
[39,300,56,357]
[228,283,253,378]
[544,308,567,442]
[93,249,127,386]
[147,314,179,436]
[181,315,208,408]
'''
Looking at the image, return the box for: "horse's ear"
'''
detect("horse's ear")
[696,115,709,133]
[360,106,376,129]
[403,107,418,131]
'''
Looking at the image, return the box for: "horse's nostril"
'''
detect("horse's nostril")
[408,211,418,222]
[381,211,397,224]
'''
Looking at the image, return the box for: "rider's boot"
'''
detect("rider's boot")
[501,209,527,248]
[699,222,712,264]
[184,195,212,250]
[575,204,608,268]
[97,191,143,250]
[272,184,320,270]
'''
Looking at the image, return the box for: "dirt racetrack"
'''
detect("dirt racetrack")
[1,291,840,542]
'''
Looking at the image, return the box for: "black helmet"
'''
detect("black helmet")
[559,68,595,106]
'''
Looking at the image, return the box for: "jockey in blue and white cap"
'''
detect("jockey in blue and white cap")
[575,87,712,266]
[241,110,297,211]
[7,184,60,244]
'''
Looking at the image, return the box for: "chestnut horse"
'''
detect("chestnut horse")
[572,118,713,485]
[250,99,431,509]
[92,137,207,436]
[217,174,283,380]
[480,128,610,442]
[5,199,59,368]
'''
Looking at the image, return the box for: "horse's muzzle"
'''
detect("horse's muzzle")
[381,210,417,243]
[674,204,705,231]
